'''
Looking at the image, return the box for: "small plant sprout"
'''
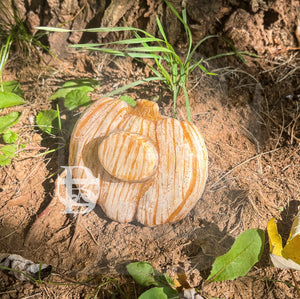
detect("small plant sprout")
[0,0,51,57]
[36,0,257,121]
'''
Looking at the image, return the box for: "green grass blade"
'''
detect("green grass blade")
[147,64,167,80]
[238,51,260,58]
[35,26,154,37]
[191,59,217,75]
[182,7,193,57]
[0,35,11,75]
[188,35,218,61]
[123,46,174,53]
[222,37,249,64]
[172,86,180,118]
[182,85,191,121]
[156,16,167,42]
[171,63,178,86]
[56,104,62,132]
[164,0,193,55]
[69,37,163,48]
[73,47,163,59]
[206,51,260,61]
[104,77,165,97]
[205,52,237,61]
[156,63,172,87]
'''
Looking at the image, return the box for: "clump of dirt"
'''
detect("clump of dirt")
[1,0,300,298]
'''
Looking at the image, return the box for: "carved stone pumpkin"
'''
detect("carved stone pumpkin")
[69,97,208,226]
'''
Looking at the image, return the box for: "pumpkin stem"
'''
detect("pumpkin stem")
[132,99,162,120]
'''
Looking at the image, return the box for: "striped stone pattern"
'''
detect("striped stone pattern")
[69,97,208,226]
[98,131,159,182]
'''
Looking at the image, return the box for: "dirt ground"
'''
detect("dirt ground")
[0,0,300,298]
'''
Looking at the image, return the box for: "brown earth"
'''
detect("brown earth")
[0,0,300,298]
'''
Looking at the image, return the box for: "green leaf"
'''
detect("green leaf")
[49,79,98,100]
[126,262,157,287]
[0,111,21,134]
[64,89,91,110]
[1,80,24,97]
[3,129,18,143]
[1,144,17,158]
[0,91,25,108]
[36,110,59,134]
[120,95,136,107]
[139,287,179,299]
[0,154,11,166]
[207,229,265,282]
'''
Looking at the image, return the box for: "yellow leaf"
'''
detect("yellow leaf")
[286,210,300,241]
[282,210,300,265]
[267,210,300,270]
[267,217,283,256]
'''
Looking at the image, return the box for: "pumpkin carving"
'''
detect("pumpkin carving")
[69,97,208,226]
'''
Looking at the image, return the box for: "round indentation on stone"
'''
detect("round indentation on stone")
[98,131,158,182]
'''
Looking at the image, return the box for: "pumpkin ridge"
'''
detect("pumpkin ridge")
[129,137,142,180]
[72,98,114,137]
[110,133,127,176]
[151,118,160,226]
[172,118,177,221]
[75,100,127,168]
[122,133,135,176]
[69,99,112,165]
[167,121,198,222]
[102,105,129,136]
[190,123,208,195]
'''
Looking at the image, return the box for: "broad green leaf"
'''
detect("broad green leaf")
[0,111,21,134]
[120,95,136,107]
[126,262,157,287]
[36,110,59,134]
[139,287,179,299]
[49,79,98,100]
[0,154,11,166]
[0,91,25,108]
[0,144,17,157]
[1,80,24,97]
[207,229,265,282]
[154,272,175,288]
[64,89,91,110]
[3,129,18,143]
